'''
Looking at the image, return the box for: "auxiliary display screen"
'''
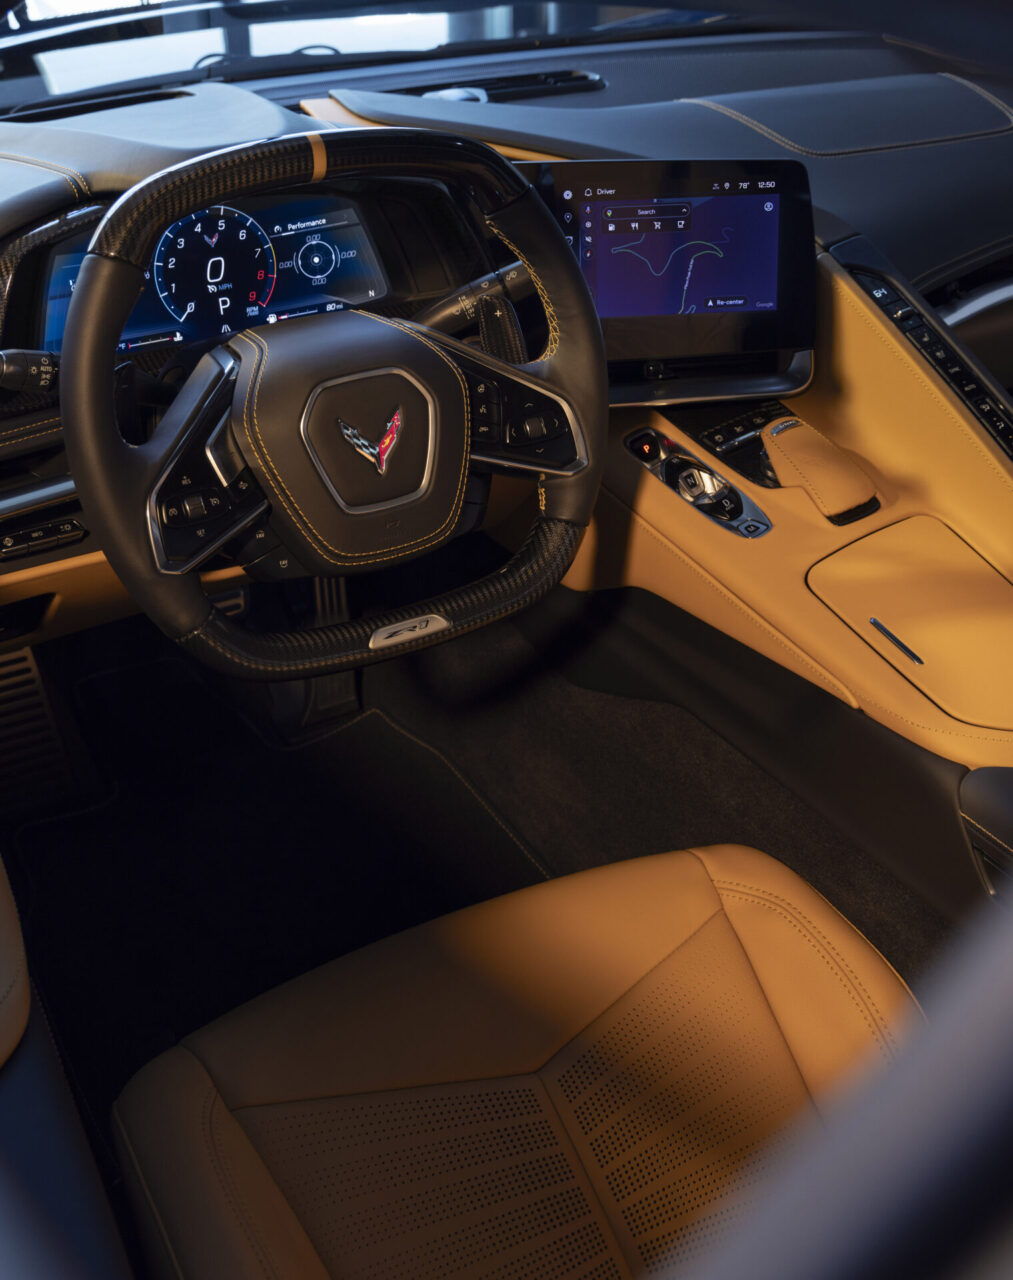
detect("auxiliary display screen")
[520,159,816,363]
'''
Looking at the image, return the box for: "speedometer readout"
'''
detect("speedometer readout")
[152,207,277,333]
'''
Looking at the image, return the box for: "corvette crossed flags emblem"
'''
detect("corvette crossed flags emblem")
[338,408,404,476]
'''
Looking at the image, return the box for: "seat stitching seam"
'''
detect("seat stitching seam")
[711,876,898,1036]
[714,886,898,1061]
[203,1086,280,1280]
[684,849,818,1105]
[112,1104,187,1280]
[533,1073,637,1280]
[0,957,25,1011]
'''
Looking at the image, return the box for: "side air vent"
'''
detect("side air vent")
[412,69,603,103]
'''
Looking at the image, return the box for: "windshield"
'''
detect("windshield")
[0,2,782,115]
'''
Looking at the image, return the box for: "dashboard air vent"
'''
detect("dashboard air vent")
[411,69,603,103]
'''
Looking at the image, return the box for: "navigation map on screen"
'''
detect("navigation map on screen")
[577,191,780,319]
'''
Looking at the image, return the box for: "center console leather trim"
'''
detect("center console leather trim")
[561,252,1013,770]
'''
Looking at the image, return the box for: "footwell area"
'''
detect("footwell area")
[363,619,952,983]
[8,624,546,1163]
[6,605,949,1178]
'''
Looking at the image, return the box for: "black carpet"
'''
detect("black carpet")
[363,619,952,987]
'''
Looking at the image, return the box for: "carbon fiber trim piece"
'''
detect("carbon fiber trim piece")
[178,517,583,679]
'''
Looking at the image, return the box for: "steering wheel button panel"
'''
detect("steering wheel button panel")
[455,351,585,474]
[149,371,269,574]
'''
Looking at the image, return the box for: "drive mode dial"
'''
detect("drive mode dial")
[153,207,277,333]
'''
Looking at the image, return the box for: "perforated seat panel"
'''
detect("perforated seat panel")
[114,846,920,1279]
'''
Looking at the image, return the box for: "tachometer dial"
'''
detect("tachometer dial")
[152,207,276,333]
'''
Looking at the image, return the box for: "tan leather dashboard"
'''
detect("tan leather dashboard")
[563,253,1013,770]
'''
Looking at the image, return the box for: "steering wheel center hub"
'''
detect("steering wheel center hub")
[228,308,470,573]
[301,367,435,513]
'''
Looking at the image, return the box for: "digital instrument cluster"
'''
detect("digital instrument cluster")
[41,194,389,354]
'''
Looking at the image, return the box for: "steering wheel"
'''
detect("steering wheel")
[60,129,606,679]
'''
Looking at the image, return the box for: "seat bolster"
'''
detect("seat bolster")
[113,1045,330,1280]
[689,844,924,1102]
[0,858,29,1070]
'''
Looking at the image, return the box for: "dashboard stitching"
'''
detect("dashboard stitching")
[0,152,89,198]
[941,73,1013,122]
[684,88,1013,158]
[487,225,560,361]
[235,322,469,563]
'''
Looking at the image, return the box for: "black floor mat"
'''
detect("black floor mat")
[10,647,545,1163]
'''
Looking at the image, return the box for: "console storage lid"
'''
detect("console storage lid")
[807,516,1013,730]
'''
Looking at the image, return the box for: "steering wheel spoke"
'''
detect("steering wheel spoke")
[146,350,268,574]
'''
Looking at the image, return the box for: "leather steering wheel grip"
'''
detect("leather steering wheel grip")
[60,129,606,678]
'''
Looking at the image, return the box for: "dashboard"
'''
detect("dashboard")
[0,24,1008,793]
[41,194,389,354]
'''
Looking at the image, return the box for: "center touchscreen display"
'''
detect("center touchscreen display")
[519,159,816,363]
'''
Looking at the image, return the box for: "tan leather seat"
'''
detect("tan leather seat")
[114,845,921,1279]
